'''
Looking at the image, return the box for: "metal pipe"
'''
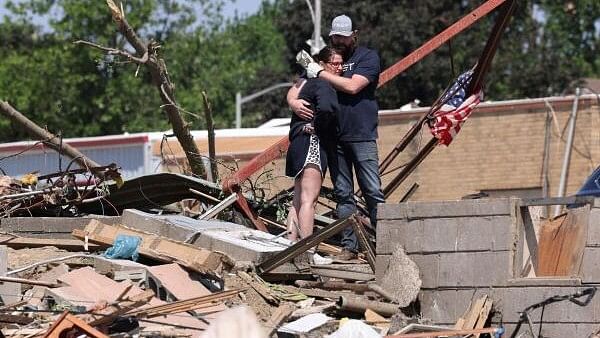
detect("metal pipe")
[554,88,581,217]
[0,276,63,288]
[235,91,242,129]
[337,295,398,317]
[314,0,322,52]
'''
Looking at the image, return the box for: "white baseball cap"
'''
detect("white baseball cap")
[329,15,353,37]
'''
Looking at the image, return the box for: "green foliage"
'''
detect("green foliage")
[273,0,599,107]
[0,0,598,143]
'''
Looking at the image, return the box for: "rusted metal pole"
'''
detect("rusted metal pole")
[295,280,371,293]
[0,276,63,288]
[337,295,398,317]
[378,0,508,88]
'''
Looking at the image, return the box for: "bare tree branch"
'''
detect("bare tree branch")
[73,40,148,63]
[83,0,207,177]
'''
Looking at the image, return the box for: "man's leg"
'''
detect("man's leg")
[351,141,385,228]
[330,142,359,252]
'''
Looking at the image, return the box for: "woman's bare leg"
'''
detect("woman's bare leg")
[296,165,322,239]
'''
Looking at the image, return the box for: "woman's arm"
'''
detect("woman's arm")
[286,79,313,120]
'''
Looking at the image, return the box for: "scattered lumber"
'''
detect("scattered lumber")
[72,220,227,275]
[237,271,279,305]
[264,303,295,336]
[257,216,358,273]
[44,311,109,338]
[126,289,244,318]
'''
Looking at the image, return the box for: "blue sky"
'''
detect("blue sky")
[0,0,264,28]
[223,0,263,18]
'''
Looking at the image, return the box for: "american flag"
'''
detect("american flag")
[429,70,483,146]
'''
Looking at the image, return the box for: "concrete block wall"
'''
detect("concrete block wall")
[377,198,600,336]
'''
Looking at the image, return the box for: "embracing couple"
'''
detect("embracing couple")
[285,15,384,260]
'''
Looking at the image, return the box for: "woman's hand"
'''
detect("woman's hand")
[290,99,314,120]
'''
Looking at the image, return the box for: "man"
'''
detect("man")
[287,14,385,259]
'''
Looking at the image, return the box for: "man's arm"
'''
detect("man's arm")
[286,79,313,120]
[318,72,370,95]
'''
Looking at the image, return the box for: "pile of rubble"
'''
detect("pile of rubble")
[0,201,507,338]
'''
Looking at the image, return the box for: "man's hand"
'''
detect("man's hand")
[296,50,323,79]
[289,98,313,120]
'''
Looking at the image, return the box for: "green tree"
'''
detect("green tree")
[273,0,599,107]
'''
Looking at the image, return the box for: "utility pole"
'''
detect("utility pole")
[553,88,581,217]
[304,0,324,55]
[235,83,293,129]
[313,0,323,54]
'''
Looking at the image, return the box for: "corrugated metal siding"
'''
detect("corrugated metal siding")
[0,143,150,179]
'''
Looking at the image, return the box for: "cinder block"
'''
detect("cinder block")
[587,208,600,245]
[581,247,600,283]
[456,216,512,251]
[402,198,512,219]
[419,289,473,324]
[378,203,408,220]
[438,251,510,287]
[501,323,599,338]
[376,219,423,254]
[376,253,439,289]
[409,254,440,289]
[421,218,459,252]
[0,246,20,304]
[493,286,599,323]
[375,255,390,281]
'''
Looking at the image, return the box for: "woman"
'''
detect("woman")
[285,46,343,240]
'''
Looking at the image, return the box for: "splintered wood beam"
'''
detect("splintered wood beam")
[257,216,357,273]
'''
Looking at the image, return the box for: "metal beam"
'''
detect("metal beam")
[378,0,508,88]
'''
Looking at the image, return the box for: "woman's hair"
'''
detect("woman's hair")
[313,46,340,63]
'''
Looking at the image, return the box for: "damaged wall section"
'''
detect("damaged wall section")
[377,198,600,336]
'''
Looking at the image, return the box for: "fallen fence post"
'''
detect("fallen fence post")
[257,216,357,273]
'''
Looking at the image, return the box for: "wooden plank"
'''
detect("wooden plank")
[0,235,99,251]
[72,220,225,275]
[237,271,279,305]
[538,205,589,276]
[461,295,487,330]
[264,303,295,336]
[473,298,493,338]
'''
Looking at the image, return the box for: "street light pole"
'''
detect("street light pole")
[235,82,293,129]
[313,0,323,53]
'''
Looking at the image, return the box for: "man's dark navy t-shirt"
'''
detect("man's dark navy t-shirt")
[337,46,381,142]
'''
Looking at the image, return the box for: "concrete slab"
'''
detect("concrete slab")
[0,246,20,305]
[24,263,69,309]
[146,263,225,318]
[121,209,245,242]
[93,257,149,276]
[192,229,304,264]
[0,216,120,239]
[48,266,133,310]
